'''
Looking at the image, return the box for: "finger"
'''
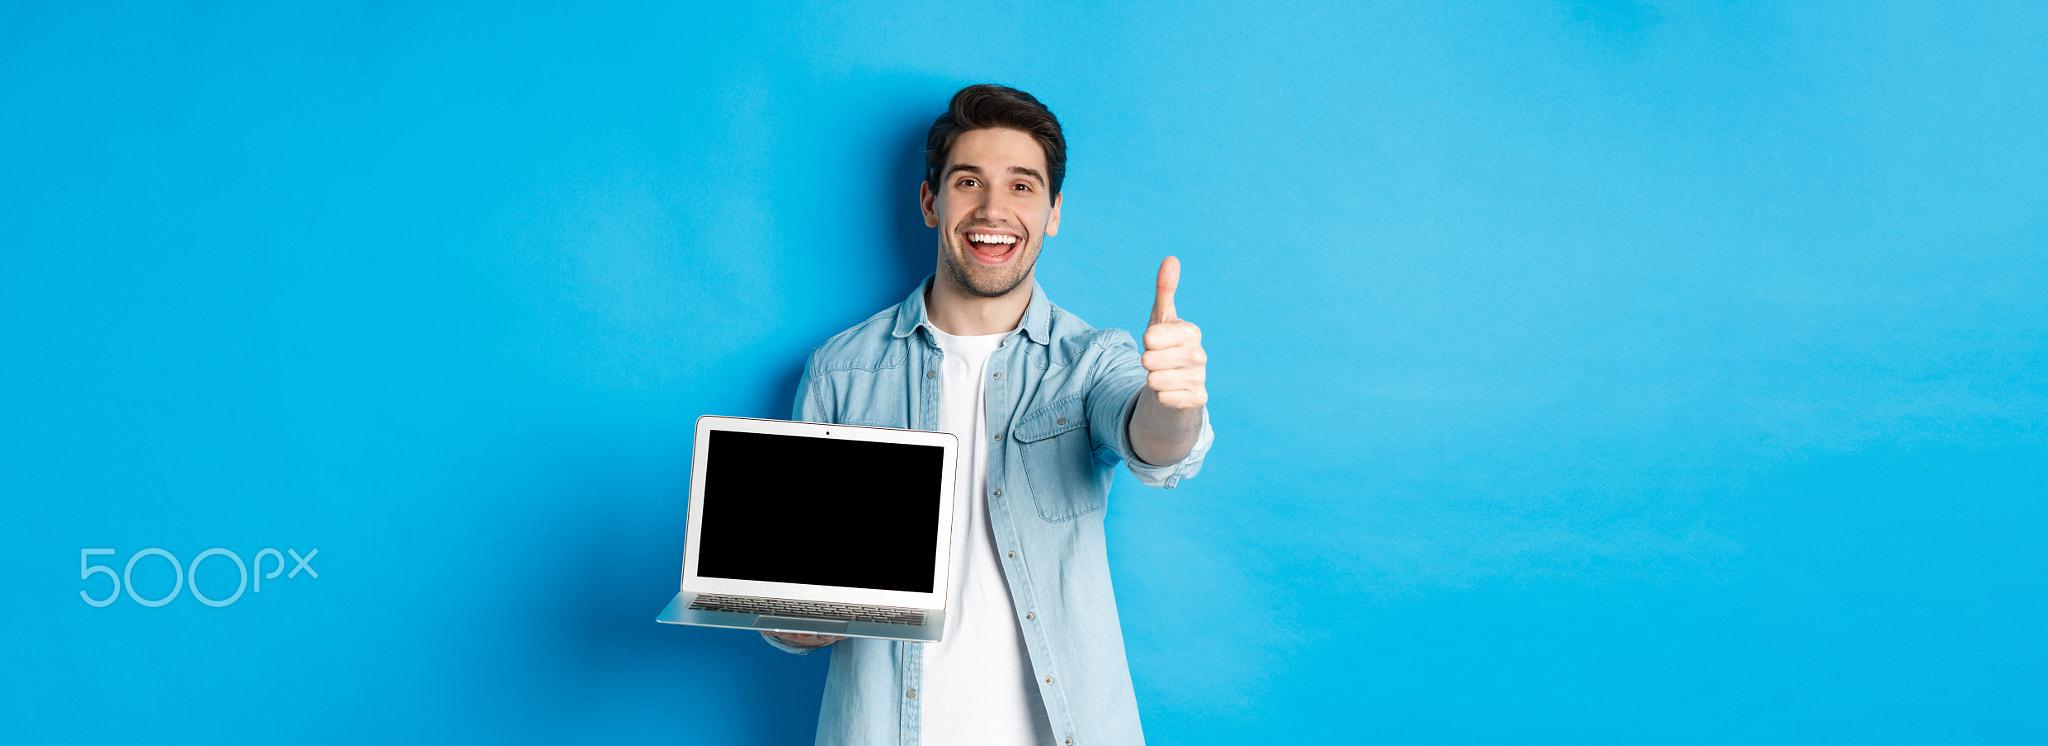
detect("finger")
[1147,367,1205,393]
[1150,256,1180,325]
[1143,346,1207,373]
[773,632,843,646]
[1143,320,1200,351]
[1155,388,1207,410]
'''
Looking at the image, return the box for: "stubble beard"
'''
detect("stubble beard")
[940,228,1038,299]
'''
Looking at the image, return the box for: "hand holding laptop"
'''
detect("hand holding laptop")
[764,631,846,648]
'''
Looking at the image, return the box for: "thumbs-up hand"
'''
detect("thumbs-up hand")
[1143,256,1207,412]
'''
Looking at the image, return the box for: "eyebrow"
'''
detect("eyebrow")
[945,163,1047,187]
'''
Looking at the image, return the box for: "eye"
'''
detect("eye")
[955,177,980,189]
[1012,182,1032,193]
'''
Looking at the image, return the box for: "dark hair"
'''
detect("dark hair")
[925,84,1066,198]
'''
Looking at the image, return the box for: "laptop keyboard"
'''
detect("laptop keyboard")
[690,594,926,625]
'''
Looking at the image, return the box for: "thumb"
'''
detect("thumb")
[1150,256,1180,325]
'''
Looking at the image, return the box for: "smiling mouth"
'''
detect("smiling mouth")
[964,231,1021,264]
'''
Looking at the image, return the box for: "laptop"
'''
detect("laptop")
[655,415,959,643]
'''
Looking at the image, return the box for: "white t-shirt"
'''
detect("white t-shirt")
[920,327,1054,746]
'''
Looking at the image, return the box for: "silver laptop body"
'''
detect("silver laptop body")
[656,415,959,643]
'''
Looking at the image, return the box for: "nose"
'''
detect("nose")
[969,189,1009,224]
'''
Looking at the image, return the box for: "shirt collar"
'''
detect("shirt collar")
[892,274,1052,346]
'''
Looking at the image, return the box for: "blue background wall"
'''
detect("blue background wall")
[4,1,2044,743]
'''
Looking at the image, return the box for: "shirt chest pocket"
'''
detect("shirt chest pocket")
[1011,394,1111,522]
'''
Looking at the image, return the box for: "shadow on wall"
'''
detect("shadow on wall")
[886,106,938,297]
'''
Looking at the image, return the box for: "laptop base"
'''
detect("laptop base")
[655,592,945,643]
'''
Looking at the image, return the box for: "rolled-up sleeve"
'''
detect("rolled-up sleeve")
[1086,329,1214,489]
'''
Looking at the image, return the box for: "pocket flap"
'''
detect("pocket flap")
[1011,394,1087,443]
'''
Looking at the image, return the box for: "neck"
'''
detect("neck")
[926,270,1032,336]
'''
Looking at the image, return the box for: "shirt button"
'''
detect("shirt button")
[994,433,1003,441]
[993,489,1001,497]
[1025,612,1035,620]
[1066,739,1074,745]
[1008,551,1017,558]
[1056,417,1066,425]
[993,371,1001,379]
[1045,676,1054,684]
[906,689,916,699]
[926,370,935,379]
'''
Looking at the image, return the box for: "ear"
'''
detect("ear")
[1045,192,1062,237]
[920,181,939,228]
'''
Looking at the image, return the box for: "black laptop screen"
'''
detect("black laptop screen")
[694,429,945,594]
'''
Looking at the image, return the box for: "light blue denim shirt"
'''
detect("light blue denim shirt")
[770,276,1213,746]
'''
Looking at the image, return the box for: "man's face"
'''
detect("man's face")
[921,127,1062,299]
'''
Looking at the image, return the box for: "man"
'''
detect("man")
[764,84,1213,746]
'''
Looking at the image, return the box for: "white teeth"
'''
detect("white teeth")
[969,233,1016,245]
